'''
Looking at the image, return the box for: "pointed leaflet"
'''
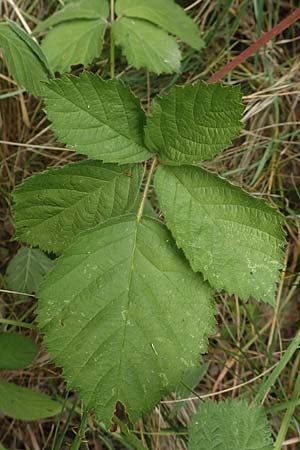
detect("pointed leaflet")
[0,21,52,95]
[116,0,204,50]
[112,18,181,74]
[145,81,244,164]
[13,160,142,254]
[38,215,214,426]
[189,399,273,450]
[0,379,62,420]
[42,73,150,163]
[155,166,285,303]
[6,247,53,293]
[0,333,38,370]
[41,19,107,73]
[38,0,108,72]
[35,0,108,32]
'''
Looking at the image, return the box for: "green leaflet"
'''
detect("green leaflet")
[6,247,53,294]
[35,0,107,32]
[41,19,106,73]
[0,378,62,421]
[37,0,108,72]
[0,21,52,95]
[155,165,286,303]
[145,81,244,164]
[189,399,273,450]
[38,215,214,426]
[112,18,181,74]
[13,160,143,254]
[0,333,38,370]
[116,0,204,50]
[42,73,150,163]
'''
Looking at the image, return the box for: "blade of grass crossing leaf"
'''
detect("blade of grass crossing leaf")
[70,408,90,450]
[274,360,300,450]
[255,331,300,404]
[113,417,147,450]
[0,318,35,329]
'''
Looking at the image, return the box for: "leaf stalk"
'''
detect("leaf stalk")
[110,0,115,79]
[137,157,158,222]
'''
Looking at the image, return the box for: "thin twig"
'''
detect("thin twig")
[208,7,300,83]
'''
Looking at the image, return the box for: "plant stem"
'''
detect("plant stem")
[254,330,300,404]
[137,157,157,222]
[208,7,300,83]
[70,408,89,450]
[0,318,34,329]
[146,70,151,115]
[110,0,115,79]
[274,358,300,450]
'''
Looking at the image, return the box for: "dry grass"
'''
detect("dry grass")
[0,0,300,449]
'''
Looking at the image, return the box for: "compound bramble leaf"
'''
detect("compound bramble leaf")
[145,81,244,164]
[0,20,52,95]
[155,165,286,303]
[42,73,150,163]
[112,18,181,74]
[0,379,62,421]
[38,215,214,426]
[116,0,204,50]
[6,247,53,294]
[13,161,143,254]
[0,333,38,370]
[189,399,273,450]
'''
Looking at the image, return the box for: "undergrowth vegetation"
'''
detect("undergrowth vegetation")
[0,1,300,449]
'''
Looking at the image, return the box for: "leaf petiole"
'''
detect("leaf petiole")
[110,0,115,79]
[137,156,157,222]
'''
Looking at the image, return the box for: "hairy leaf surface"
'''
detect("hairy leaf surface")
[38,215,214,426]
[155,166,285,303]
[0,333,38,370]
[35,0,107,32]
[145,81,244,164]
[42,73,150,163]
[112,18,181,74]
[13,161,142,254]
[0,379,62,421]
[0,21,52,95]
[6,247,53,294]
[189,399,273,450]
[116,0,204,50]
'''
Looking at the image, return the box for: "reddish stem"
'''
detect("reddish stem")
[208,7,300,84]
